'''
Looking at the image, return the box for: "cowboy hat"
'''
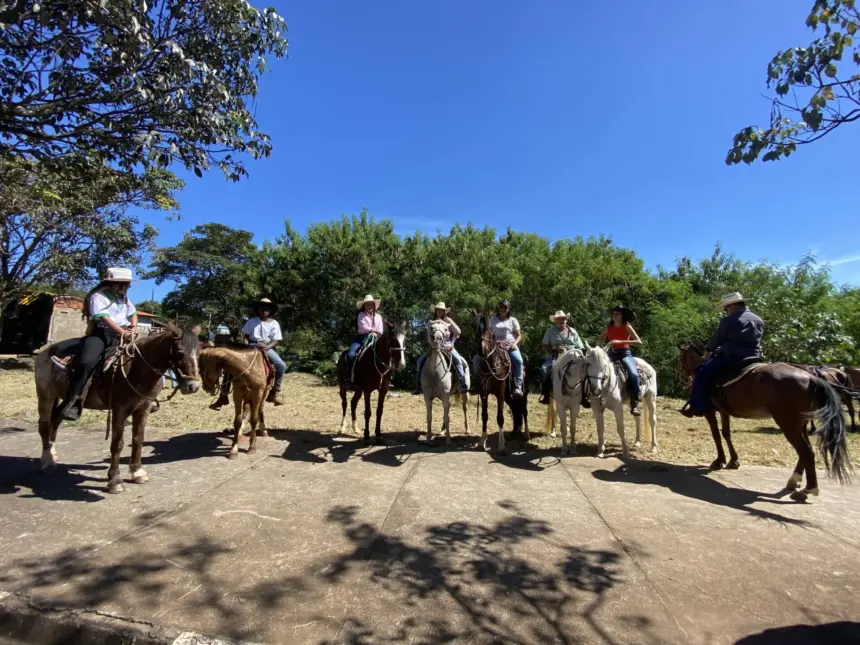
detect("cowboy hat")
[356,294,381,309]
[430,301,451,313]
[498,299,511,308]
[255,297,279,312]
[718,292,745,309]
[549,310,569,323]
[612,306,635,322]
[103,267,134,283]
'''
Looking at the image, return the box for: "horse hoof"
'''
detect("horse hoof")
[247,447,257,456]
[228,451,239,460]
[786,473,802,490]
[621,451,630,460]
[597,452,605,459]
[726,460,740,470]
[107,482,125,494]
[634,441,642,449]
[790,490,809,503]
[131,472,150,485]
[709,459,726,471]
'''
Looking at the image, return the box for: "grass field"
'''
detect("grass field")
[2,367,858,471]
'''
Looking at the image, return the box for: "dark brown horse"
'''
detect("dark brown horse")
[678,346,853,501]
[843,366,860,391]
[787,364,856,432]
[35,326,201,494]
[472,311,515,453]
[336,319,407,445]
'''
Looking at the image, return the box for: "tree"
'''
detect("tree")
[135,299,163,316]
[0,154,181,308]
[727,0,859,164]
[147,223,259,328]
[0,0,288,180]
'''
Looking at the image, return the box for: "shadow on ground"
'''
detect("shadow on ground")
[592,460,814,526]
[735,622,860,644]
[0,501,659,645]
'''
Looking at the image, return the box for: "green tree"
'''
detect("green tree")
[727,0,859,164]
[0,0,288,180]
[0,155,180,309]
[135,300,163,316]
[146,223,259,328]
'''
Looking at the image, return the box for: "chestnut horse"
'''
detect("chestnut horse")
[35,326,201,494]
[336,318,407,445]
[678,346,853,501]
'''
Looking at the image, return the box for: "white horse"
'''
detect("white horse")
[422,320,470,444]
[551,348,588,456]
[585,345,658,458]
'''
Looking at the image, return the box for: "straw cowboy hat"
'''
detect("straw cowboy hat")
[103,267,134,282]
[430,301,451,313]
[356,294,381,309]
[718,292,746,309]
[549,310,569,323]
[255,297,279,312]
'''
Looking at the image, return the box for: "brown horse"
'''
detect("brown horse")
[336,318,407,445]
[678,346,853,501]
[472,311,513,453]
[35,326,201,494]
[843,367,860,391]
[788,364,856,432]
[199,345,273,459]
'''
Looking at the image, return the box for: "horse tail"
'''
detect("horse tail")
[812,378,853,484]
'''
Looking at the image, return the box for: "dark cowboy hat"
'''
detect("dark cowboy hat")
[612,305,635,323]
[498,299,512,309]
[254,297,279,312]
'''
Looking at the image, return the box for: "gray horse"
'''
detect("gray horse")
[422,320,470,444]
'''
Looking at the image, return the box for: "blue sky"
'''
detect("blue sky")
[134,0,860,302]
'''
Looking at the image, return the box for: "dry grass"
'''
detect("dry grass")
[2,369,858,470]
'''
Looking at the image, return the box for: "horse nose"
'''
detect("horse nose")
[184,380,201,394]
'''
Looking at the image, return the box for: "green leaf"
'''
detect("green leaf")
[825,62,838,77]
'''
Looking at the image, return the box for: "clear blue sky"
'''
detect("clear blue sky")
[135,0,860,303]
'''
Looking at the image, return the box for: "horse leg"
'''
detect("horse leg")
[787,458,804,491]
[594,403,606,458]
[480,394,490,451]
[613,405,629,459]
[129,406,150,484]
[38,396,60,472]
[781,420,818,501]
[461,394,470,435]
[522,401,530,442]
[721,413,740,469]
[496,393,506,455]
[106,410,128,494]
[442,394,452,445]
[558,398,570,456]
[339,387,349,434]
[374,387,388,444]
[705,411,726,470]
[633,413,642,449]
[257,406,267,437]
[363,389,373,445]
[246,392,263,456]
[228,391,244,459]
[647,395,658,453]
[351,390,362,436]
[846,395,856,433]
[425,393,434,443]
[240,400,251,436]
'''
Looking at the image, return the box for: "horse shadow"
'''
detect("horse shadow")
[735,622,860,644]
[0,455,106,502]
[592,460,814,527]
[138,430,227,466]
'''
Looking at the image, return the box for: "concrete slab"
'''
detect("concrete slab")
[1,422,860,645]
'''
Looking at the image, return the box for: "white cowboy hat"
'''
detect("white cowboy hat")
[430,301,451,313]
[718,292,746,309]
[356,294,381,309]
[255,297,279,311]
[103,267,134,282]
[549,310,569,323]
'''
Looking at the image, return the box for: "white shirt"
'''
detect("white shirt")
[90,290,136,327]
[490,315,520,344]
[241,317,283,344]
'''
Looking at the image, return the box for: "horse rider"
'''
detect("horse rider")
[538,310,584,405]
[241,298,286,406]
[473,300,524,398]
[597,305,643,416]
[54,267,138,421]
[346,294,384,387]
[680,292,764,418]
[413,302,468,396]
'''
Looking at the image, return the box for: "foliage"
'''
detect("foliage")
[150,215,860,395]
[0,0,288,180]
[146,223,259,328]
[0,154,180,308]
[135,299,163,316]
[728,0,860,164]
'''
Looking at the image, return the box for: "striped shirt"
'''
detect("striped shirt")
[542,325,583,358]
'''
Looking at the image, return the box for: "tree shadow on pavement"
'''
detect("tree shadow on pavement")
[735,622,860,644]
[592,460,814,527]
[0,500,666,645]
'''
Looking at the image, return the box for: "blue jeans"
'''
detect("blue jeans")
[265,348,286,389]
[346,334,368,380]
[540,357,554,393]
[609,349,640,401]
[416,348,466,393]
[510,347,524,390]
[688,354,730,413]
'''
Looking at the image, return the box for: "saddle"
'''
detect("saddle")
[712,356,765,389]
[609,358,648,400]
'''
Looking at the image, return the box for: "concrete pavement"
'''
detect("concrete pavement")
[0,419,858,644]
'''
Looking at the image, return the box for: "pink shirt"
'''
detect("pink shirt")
[357,311,384,335]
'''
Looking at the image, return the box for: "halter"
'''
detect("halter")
[428,328,454,375]
[586,348,615,406]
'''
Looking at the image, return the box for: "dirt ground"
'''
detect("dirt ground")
[2,369,858,470]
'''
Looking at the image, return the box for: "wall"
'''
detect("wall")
[49,305,87,344]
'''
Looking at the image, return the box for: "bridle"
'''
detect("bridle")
[586,347,615,406]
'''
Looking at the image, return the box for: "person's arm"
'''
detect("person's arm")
[571,328,584,349]
[597,328,608,343]
[621,324,643,347]
[356,312,371,335]
[90,293,132,338]
[541,328,553,355]
[705,317,729,356]
[511,318,522,349]
[447,317,461,342]
[126,299,138,331]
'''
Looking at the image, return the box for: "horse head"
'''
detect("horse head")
[677,344,703,385]
[472,310,493,356]
[165,324,202,395]
[384,319,408,372]
[585,345,610,399]
[428,320,448,350]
